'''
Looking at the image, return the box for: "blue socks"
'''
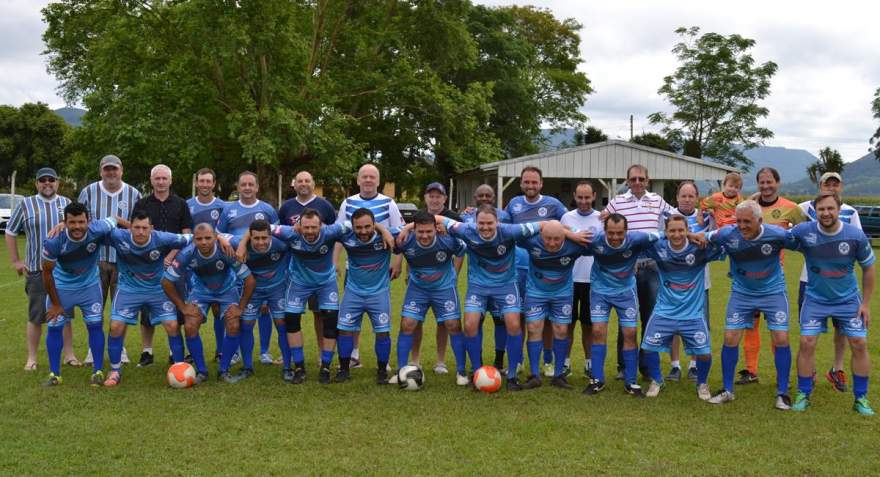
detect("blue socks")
[774,346,791,395]
[320,350,333,368]
[721,345,739,392]
[853,374,869,399]
[169,334,184,363]
[47,325,63,375]
[696,357,712,385]
[396,332,414,369]
[185,335,208,374]
[86,322,105,372]
[258,312,272,354]
[108,334,125,371]
[450,332,466,375]
[591,344,607,382]
[465,335,482,371]
[291,346,305,367]
[506,333,523,380]
[552,338,569,377]
[543,347,553,365]
[797,374,813,396]
[274,323,291,368]
[622,348,638,385]
[375,335,391,368]
[219,332,241,373]
[527,340,542,377]
[240,321,256,369]
[338,334,354,359]
[644,350,662,382]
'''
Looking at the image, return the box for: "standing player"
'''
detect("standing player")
[504,166,567,377]
[41,203,118,386]
[103,211,192,386]
[705,201,794,410]
[788,193,875,414]
[162,224,256,384]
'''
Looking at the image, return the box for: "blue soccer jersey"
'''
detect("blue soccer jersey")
[789,221,876,303]
[228,235,290,291]
[644,239,724,320]
[108,229,192,291]
[217,200,279,238]
[340,227,400,294]
[461,207,511,224]
[187,197,226,228]
[41,218,117,289]
[444,219,539,287]
[397,233,466,290]
[272,223,350,287]
[519,234,586,298]
[164,243,250,295]
[587,231,660,295]
[505,195,567,270]
[707,224,791,296]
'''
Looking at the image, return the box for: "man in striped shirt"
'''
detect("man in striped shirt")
[78,154,142,365]
[602,164,672,378]
[5,168,78,371]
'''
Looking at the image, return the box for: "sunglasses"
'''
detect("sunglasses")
[628,177,647,182]
[38,177,57,183]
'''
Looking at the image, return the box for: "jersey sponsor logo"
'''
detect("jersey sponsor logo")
[595,245,604,253]
[435,251,447,262]
[255,212,265,220]
[329,291,338,303]
[270,252,281,261]
[804,233,817,245]
[592,304,604,314]
[211,210,220,220]
[119,241,130,251]
[444,300,456,312]
[803,319,821,328]
[839,242,850,255]
[149,250,161,261]
[118,201,128,214]
[373,241,385,250]
[771,209,781,219]
[685,254,696,265]
[505,294,516,305]
[645,333,663,346]
[512,203,523,213]
[625,307,637,318]
[189,260,197,268]
[693,331,707,345]
[87,242,97,253]
[527,305,542,315]
[404,301,419,313]
[162,301,174,312]
[531,248,541,257]
[537,207,548,217]
[467,295,480,305]
[657,249,668,260]
[246,303,256,311]
[760,243,773,255]
[561,304,572,316]
[496,245,506,255]
[727,239,739,249]
[622,249,632,258]
[560,256,571,266]
[216,261,225,270]
[405,248,415,256]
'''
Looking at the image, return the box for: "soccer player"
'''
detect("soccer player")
[218,171,279,365]
[335,208,398,384]
[640,215,724,400]
[705,200,794,410]
[504,166,567,377]
[788,193,875,415]
[103,210,192,386]
[393,210,468,386]
[162,223,256,384]
[582,214,659,398]
[41,202,118,386]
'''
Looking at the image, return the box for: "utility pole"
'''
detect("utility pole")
[629,115,634,140]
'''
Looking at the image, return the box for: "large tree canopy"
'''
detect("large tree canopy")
[806,147,844,185]
[42,0,590,201]
[0,102,70,191]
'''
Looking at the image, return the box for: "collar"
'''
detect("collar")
[238,199,259,208]
[524,194,543,205]
[818,221,843,236]
[576,208,595,217]
[623,190,657,202]
[98,181,125,197]
[196,243,218,259]
[296,195,317,206]
[195,196,217,206]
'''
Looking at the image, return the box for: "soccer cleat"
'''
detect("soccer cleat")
[853,397,875,416]
[236,368,255,381]
[260,353,274,365]
[506,377,524,391]
[791,392,810,412]
[614,369,624,381]
[825,368,848,393]
[376,368,389,385]
[332,369,351,383]
[708,390,735,404]
[646,380,664,397]
[230,352,241,366]
[137,351,154,368]
[775,394,792,411]
[90,370,105,387]
[84,349,94,365]
[193,372,209,385]
[43,373,62,387]
[218,371,243,384]
[291,368,306,384]
[319,367,331,385]
[582,379,605,396]
[103,371,121,387]
[433,362,449,375]
[184,354,194,365]
[666,367,682,382]
[350,357,362,369]
[687,366,698,382]
[120,347,130,364]
[624,383,645,398]
[734,369,758,385]
[521,375,542,390]
[542,363,555,377]
[550,375,574,390]
[282,368,295,383]
[456,373,470,386]
[563,363,572,377]
[697,383,711,401]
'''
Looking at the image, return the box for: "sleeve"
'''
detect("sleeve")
[388,201,403,228]
[278,202,291,225]
[856,233,876,267]
[501,222,539,240]
[705,225,729,244]
[228,235,242,250]
[453,239,467,257]
[335,199,348,224]
[41,238,60,262]
[271,224,298,241]
[789,205,808,225]
[643,242,660,261]
[850,208,862,230]
[605,198,618,214]
[90,217,118,237]
[156,231,193,249]
[630,230,660,248]
[216,204,230,233]
[782,227,801,251]
[266,206,279,225]
[706,243,727,262]
[323,222,350,240]
[132,187,143,203]
[233,261,251,279]
[700,194,714,214]
[77,187,88,205]
[553,198,567,219]
[5,201,24,236]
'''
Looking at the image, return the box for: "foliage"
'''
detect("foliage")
[573,125,607,145]
[631,132,676,152]
[871,87,880,160]
[0,102,70,192]
[806,147,845,184]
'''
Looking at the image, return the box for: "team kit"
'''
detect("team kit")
[27,164,875,415]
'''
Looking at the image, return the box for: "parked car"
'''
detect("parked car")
[853,205,880,239]
[398,202,418,223]
[0,194,25,233]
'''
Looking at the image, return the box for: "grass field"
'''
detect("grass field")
[0,239,878,476]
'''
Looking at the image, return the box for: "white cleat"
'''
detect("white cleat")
[388,374,399,385]
[456,373,470,386]
[542,363,555,377]
[697,383,712,401]
[433,362,449,375]
[708,390,735,404]
[120,347,130,364]
[646,380,664,398]
[84,349,94,365]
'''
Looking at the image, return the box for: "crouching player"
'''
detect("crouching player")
[788,193,875,415]
[104,210,192,386]
[640,215,724,399]
[162,223,256,384]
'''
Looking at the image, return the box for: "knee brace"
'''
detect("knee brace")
[284,312,302,333]
[322,311,339,339]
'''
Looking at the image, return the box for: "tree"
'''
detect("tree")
[573,126,606,146]
[0,102,70,191]
[871,87,880,160]
[631,132,676,152]
[807,147,845,184]
[648,27,777,170]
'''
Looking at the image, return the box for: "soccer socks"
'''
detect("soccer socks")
[644,351,662,382]
[853,374,869,400]
[774,345,791,395]
[240,321,256,369]
[696,357,712,386]
[591,344,607,382]
[108,334,125,371]
[622,348,638,385]
[721,345,739,392]
[213,315,224,355]
[506,333,523,380]
[291,346,305,369]
[185,335,208,375]
[375,335,391,370]
[320,350,334,368]
[258,312,272,354]
[553,338,569,377]
[219,332,241,374]
[797,375,814,396]
[465,335,483,371]
[274,323,291,368]
[47,325,63,375]
[397,332,414,369]
[449,332,466,376]
[543,347,553,365]
[168,334,184,363]
[338,334,354,371]
[527,340,542,377]
[86,322,105,372]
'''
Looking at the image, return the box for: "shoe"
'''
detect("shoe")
[624,383,645,398]
[230,352,241,365]
[825,368,848,392]
[456,373,470,386]
[494,358,505,371]
[433,362,449,375]
[193,372,209,385]
[23,362,38,372]
[350,357,362,369]
[516,362,524,374]
[521,375,542,390]
[218,371,243,384]
[376,368,390,385]
[697,383,711,401]
[260,353,274,365]
[687,367,698,382]
[282,368,294,383]
[319,367,331,384]
[90,370,105,387]
[506,377,523,391]
[550,375,574,390]
[43,373,63,387]
[708,389,735,404]
[582,379,605,396]
[791,391,810,412]
[734,369,758,385]
[646,380,664,397]
[333,369,351,383]
[137,351,154,368]
[184,354,194,365]
[292,367,306,384]
[614,369,624,381]
[853,397,875,416]
[542,363,555,377]
[563,363,572,377]
[666,367,682,382]
[120,347,130,364]
[775,393,792,411]
[236,368,255,381]
[103,370,121,387]
[84,349,94,365]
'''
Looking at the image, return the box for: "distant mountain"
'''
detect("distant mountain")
[739,146,815,192]
[783,152,880,196]
[54,107,85,127]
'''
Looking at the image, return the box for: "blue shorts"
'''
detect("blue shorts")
[523,294,573,324]
[463,283,521,315]
[190,288,241,322]
[401,285,460,322]
[243,285,286,321]
[285,281,339,314]
[725,290,789,331]
[589,288,639,327]
[641,315,711,355]
[799,295,866,338]
[111,288,176,326]
[45,284,104,328]
[338,289,391,333]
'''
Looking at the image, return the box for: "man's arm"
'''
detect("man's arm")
[5,233,25,276]
[859,263,875,328]
[237,274,257,311]
[41,260,64,322]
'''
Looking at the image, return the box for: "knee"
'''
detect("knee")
[849,338,867,355]
[552,324,568,339]
[226,318,240,336]
[322,311,338,339]
[444,319,462,334]
[183,322,198,338]
[526,321,543,335]
[284,313,302,333]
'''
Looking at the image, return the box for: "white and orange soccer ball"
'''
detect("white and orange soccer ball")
[473,365,502,393]
[167,362,196,388]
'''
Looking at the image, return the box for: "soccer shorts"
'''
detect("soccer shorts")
[463,283,521,315]
[45,283,103,328]
[285,280,339,314]
[338,289,392,333]
[725,290,789,331]
[799,295,866,338]
[516,268,527,301]
[523,293,573,324]
[189,288,241,321]
[589,288,639,327]
[243,285,287,321]
[401,285,460,323]
[111,288,176,326]
[641,314,711,355]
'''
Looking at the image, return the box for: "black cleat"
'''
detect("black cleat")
[291,367,306,384]
[319,367,331,384]
[624,383,646,398]
[506,377,523,391]
[137,351,154,368]
[236,368,255,381]
[582,379,605,395]
[193,372,209,385]
[218,371,243,384]
[281,368,294,383]
[184,354,195,365]
[521,374,542,390]
[376,367,390,385]
[333,369,351,383]
[550,375,574,390]
[735,369,759,385]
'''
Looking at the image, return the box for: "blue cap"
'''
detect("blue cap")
[424,182,447,195]
[36,167,58,180]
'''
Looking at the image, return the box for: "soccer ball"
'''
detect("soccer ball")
[167,362,196,388]
[397,364,425,391]
[473,365,502,393]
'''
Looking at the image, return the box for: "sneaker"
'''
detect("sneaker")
[90,370,105,387]
[624,383,645,398]
[433,362,449,375]
[120,347,130,364]
[791,391,810,412]
[734,369,758,385]
[319,367,331,384]
[260,353,274,365]
[853,397,875,416]
[137,351,154,368]
[775,393,792,411]
[687,366,698,382]
[193,372,209,385]
[825,368,848,392]
[376,368,389,385]
[103,370,121,387]
[84,349,94,365]
[218,371,243,384]
[614,369,624,381]
[292,367,306,384]
[456,373,470,386]
[646,380,664,397]
[563,363,572,377]
[333,369,351,383]
[697,383,711,401]
[350,357,362,369]
[666,367,682,382]
[184,354,194,365]
[521,374,542,390]
[542,363,555,377]
[43,373,63,387]
[582,379,605,396]
[236,368,255,381]
[708,389,735,404]
[282,368,295,383]
[506,377,523,391]
[229,352,241,366]
[550,375,574,390]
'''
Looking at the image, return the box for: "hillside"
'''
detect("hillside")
[782,152,880,196]
[53,106,85,127]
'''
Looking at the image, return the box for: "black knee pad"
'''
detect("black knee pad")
[284,313,302,333]
[322,311,338,339]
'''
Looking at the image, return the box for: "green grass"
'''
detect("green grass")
[0,239,878,476]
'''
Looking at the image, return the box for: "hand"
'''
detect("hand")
[46,304,65,323]
[293,222,302,234]
[688,232,708,248]
[859,304,871,329]
[463,206,475,215]
[235,245,248,264]
[115,216,131,229]
[224,304,242,321]
[396,223,413,244]
[435,223,448,236]
[182,303,201,322]
[47,223,65,238]
[390,261,401,280]
[11,260,26,276]
[567,229,592,246]
[381,230,395,251]
[163,256,174,267]
[599,209,610,221]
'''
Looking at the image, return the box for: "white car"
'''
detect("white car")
[0,194,25,233]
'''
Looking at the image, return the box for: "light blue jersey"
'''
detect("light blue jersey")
[644,239,724,320]
[789,221,875,303]
[41,218,116,289]
[444,219,539,287]
[165,243,250,295]
[398,233,466,290]
[187,197,226,228]
[505,195,567,270]
[340,228,400,295]
[587,231,660,295]
[229,235,290,291]
[519,235,586,299]
[707,224,792,296]
[217,200,279,238]
[108,230,192,291]
[272,223,349,287]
